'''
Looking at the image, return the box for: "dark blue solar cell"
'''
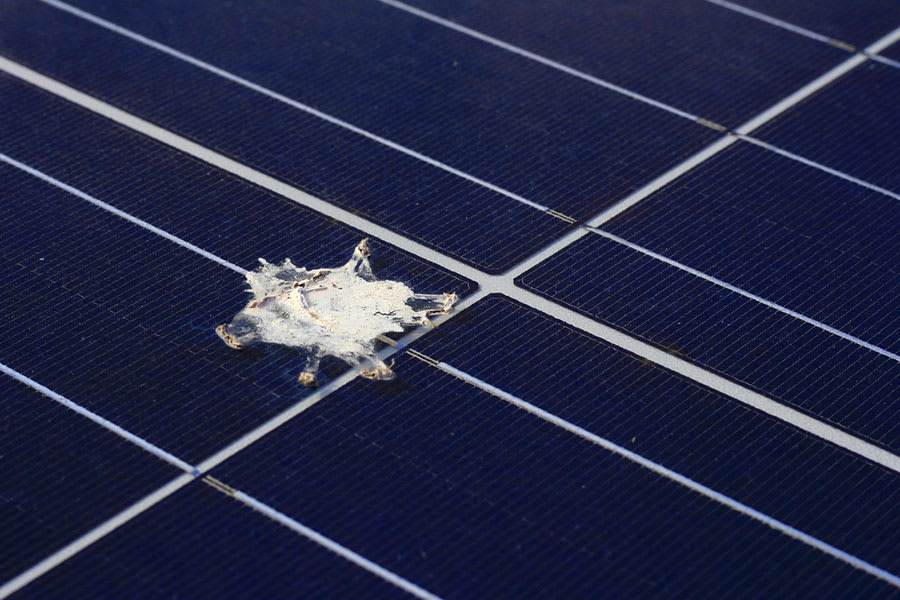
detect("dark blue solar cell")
[15,480,409,599]
[884,41,900,61]
[411,295,900,576]
[737,0,900,47]
[0,380,178,582]
[601,141,900,355]
[0,81,472,464]
[516,234,900,454]
[399,0,847,127]
[755,61,900,197]
[0,4,575,273]
[211,355,898,598]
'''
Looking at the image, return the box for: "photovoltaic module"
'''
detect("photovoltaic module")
[2,1,900,597]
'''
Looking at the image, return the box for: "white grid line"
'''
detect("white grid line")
[731,55,869,136]
[739,135,900,202]
[6,49,900,370]
[866,23,900,54]
[0,473,196,599]
[872,53,900,70]
[436,361,900,590]
[704,0,841,46]
[0,56,490,288]
[38,0,551,214]
[705,0,900,69]
[194,289,487,474]
[3,61,899,478]
[374,0,704,123]
[0,152,247,275]
[0,334,461,600]
[232,490,443,600]
[23,0,900,361]
[586,226,900,364]
[499,135,740,281]
[34,0,900,220]
[0,362,198,474]
[0,343,451,600]
[0,153,478,597]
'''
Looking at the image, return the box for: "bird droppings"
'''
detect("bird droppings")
[216,239,457,386]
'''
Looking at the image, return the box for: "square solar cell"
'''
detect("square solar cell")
[210,354,897,598]
[0,78,473,464]
[13,481,409,599]
[411,295,900,576]
[0,381,177,582]
[398,0,848,127]
[736,0,900,47]
[517,233,900,454]
[754,61,900,197]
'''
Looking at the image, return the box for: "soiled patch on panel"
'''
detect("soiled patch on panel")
[216,239,456,385]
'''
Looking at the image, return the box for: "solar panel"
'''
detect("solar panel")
[2,0,900,597]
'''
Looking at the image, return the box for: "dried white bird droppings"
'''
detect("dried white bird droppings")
[216,239,456,386]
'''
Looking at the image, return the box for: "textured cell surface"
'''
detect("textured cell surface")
[412,296,900,576]
[4,0,900,596]
[755,61,900,196]
[517,232,900,454]
[736,0,900,47]
[211,350,899,598]
[518,139,900,453]
[14,481,409,599]
[0,381,177,582]
[0,0,724,270]
[600,141,900,354]
[399,0,848,126]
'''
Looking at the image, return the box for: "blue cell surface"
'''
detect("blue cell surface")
[412,295,900,576]
[883,41,900,61]
[15,481,408,599]
[3,1,900,596]
[517,232,900,454]
[737,0,900,47]
[601,141,900,355]
[0,0,727,270]
[0,382,177,582]
[211,348,897,598]
[400,0,847,126]
[755,61,900,198]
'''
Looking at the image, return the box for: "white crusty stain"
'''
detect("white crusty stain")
[216,239,456,385]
